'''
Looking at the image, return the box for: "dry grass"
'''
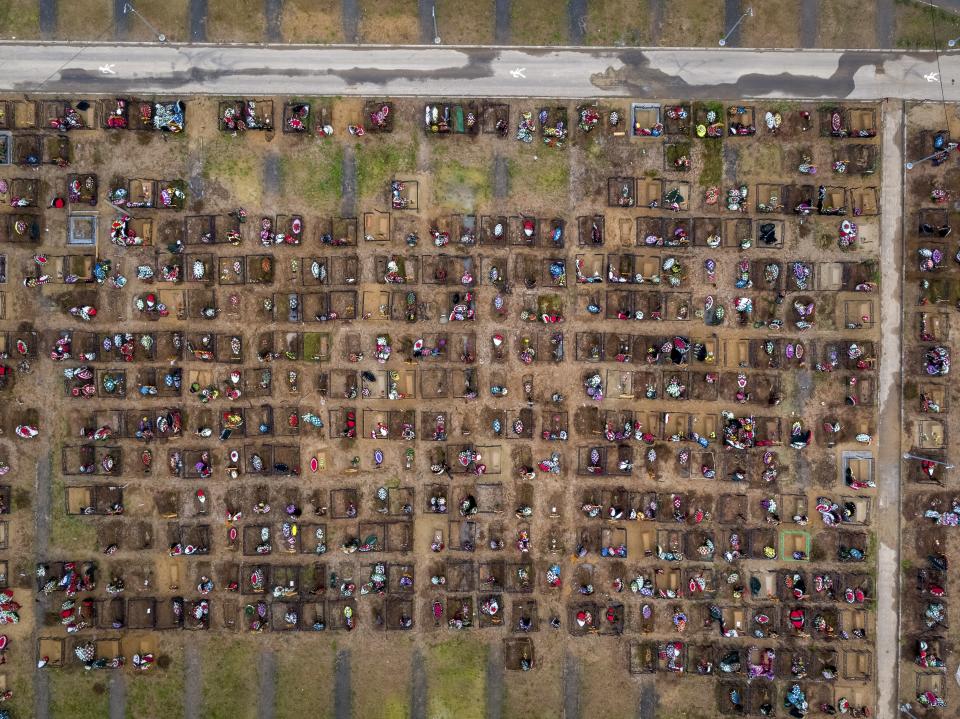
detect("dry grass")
[49,671,110,719]
[737,142,784,178]
[657,0,724,47]
[274,640,335,719]
[510,0,568,45]
[352,636,415,719]
[202,135,267,208]
[586,0,650,46]
[818,0,877,48]
[740,0,801,48]
[0,0,40,39]
[427,638,488,719]
[436,0,495,45]
[125,662,186,719]
[55,0,112,40]
[200,639,258,719]
[280,139,343,212]
[50,474,97,552]
[508,150,570,209]
[578,652,638,718]
[4,664,34,719]
[207,0,266,42]
[355,137,418,199]
[698,130,724,187]
[281,0,344,43]
[358,0,420,44]
[895,0,960,49]
[126,0,189,42]
[431,142,494,211]
[503,647,563,718]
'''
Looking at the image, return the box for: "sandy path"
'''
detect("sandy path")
[875,97,904,718]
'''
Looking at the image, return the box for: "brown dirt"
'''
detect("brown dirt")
[0,95,887,718]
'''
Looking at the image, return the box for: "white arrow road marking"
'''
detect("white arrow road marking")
[509,67,526,79]
[925,71,939,83]
[99,64,117,75]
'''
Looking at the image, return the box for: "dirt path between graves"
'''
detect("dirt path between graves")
[875,97,904,719]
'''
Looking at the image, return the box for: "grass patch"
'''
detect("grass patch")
[665,142,691,171]
[206,0,265,42]
[427,638,487,719]
[903,379,918,401]
[12,486,31,511]
[55,0,111,40]
[0,0,39,38]
[699,140,724,187]
[740,0,800,48]
[379,698,410,719]
[508,152,570,205]
[126,0,189,42]
[274,640,335,719]
[282,0,344,43]
[766,100,801,115]
[504,684,562,719]
[126,665,186,719]
[576,135,610,184]
[50,476,97,551]
[658,0,723,46]
[200,639,258,719]
[895,0,960,49]
[280,142,343,211]
[737,143,783,177]
[432,149,493,210]
[656,711,714,719]
[436,0,494,44]
[695,100,725,119]
[4,666,33,719]
[202,136,265,207]
[502,651,562,719]
[358,0,419,43]
[580,653,637,718]
[49,672,109,719]
[355,140,416,199]
[818,0,877,48]
[303,332,328,362]
[202,138,259,181]
[586,0,649,45]
[352,638,414,719]
[510,0,568,45]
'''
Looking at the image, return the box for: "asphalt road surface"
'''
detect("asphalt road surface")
[1,43,960,99]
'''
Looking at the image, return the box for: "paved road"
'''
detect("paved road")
[2,43,960,99]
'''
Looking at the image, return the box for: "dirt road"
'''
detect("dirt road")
[875,98,905,718]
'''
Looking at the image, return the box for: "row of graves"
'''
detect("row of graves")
[899,110,960,714]
[400,98,884,713]
[0,96,879,708]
